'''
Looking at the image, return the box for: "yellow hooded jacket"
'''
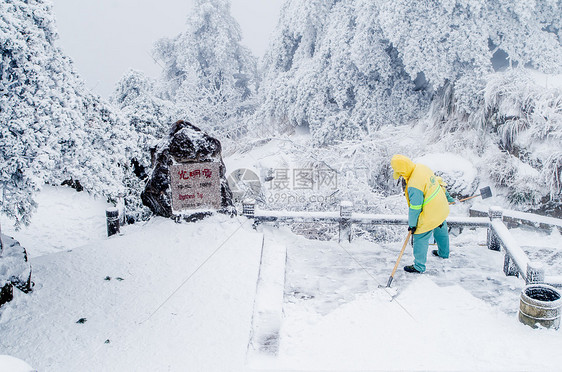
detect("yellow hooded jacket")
[391,154,449,234]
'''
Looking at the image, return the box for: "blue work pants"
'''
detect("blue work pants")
[413,221,449,272]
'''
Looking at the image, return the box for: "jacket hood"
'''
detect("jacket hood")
[391,154,415,181]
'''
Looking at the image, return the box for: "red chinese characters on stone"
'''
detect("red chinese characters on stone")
[171,163,220,212]
[177,168,212,180]
[178,170,189,180]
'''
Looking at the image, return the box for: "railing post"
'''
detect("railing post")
[106,207,120,237]
[243,198,256,219]
[339,201,353,243]
[503,253,519,277]
[117,193,126,226]
[487,206,503,251]
[526,261,545,284]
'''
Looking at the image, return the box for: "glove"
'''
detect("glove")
[408,226,416,234]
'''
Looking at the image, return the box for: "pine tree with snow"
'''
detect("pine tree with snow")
[0,0,135,228]
[153,0,258,143]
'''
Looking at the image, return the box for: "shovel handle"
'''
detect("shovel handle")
[386,231,412,287]
[457,194,480,203]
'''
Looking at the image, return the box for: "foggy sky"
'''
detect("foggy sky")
[51,0,284,98]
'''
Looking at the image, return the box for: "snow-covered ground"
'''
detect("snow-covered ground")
[1,186,111,258]
[1,175,562,371]
[0,355,35,372]
[265,225,562,371]
[1,197,263,371]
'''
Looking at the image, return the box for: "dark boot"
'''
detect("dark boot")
[404,265,421,273]
[432,250,448,258]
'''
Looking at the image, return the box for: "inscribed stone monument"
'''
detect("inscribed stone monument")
[170,163,221,211]
[142,120,235,219]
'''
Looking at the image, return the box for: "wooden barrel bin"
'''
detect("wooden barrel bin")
[519,284,562,330]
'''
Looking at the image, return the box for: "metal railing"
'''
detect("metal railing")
[242,199,561,287]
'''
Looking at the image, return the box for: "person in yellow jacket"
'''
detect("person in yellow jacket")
[390,154,450,273]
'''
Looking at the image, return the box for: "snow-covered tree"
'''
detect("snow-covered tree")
[479,70,562,209]
[111,69,173,170]
[256,0,561,142]
[381,0,562,210]
[375,0,562,121]
[254,0,430,144]
[153,0,257,142]
[1,0,134,228]
[255,0,561,214]
[111,69,175,222]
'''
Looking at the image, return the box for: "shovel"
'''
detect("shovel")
[456,186,492,203]
[385,231,412,288]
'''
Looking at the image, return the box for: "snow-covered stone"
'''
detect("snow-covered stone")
[141,120,235,219]
[0,234,33,304]
[0,281,13,308]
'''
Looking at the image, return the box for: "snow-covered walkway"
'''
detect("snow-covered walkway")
[262,226,562,371]
[1,187,562,371]
[1,215,263,371]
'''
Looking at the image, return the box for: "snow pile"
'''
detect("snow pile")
[276,277,562,371]
[1,186,111,258]
[417,152,479,198]
[0,355,35,372]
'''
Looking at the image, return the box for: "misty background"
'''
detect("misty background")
[52,0,284,98]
